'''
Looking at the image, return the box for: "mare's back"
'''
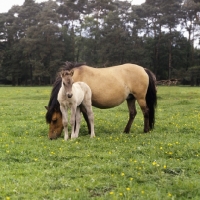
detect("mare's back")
[72,64,148,108]
[74,64,147,85]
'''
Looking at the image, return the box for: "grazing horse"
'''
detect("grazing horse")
[57,70,95,140]
[45,62,157,139]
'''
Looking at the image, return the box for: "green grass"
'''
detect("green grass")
[0,86,200,200]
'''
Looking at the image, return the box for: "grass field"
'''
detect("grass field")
[0,86,200,199]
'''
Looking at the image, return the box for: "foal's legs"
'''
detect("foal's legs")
[60,105,69,140]
[87,107,95,138]
[82,101,95,138]
[70,105,77,138]
[72,107,82,138]
[124,98,137,133]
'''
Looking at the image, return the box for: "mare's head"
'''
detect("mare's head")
[45,106,63,139]
[61,70,74,98]
[45,74,63,139]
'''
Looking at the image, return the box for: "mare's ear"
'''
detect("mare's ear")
[45,106,49,110]
[70,70,74,76]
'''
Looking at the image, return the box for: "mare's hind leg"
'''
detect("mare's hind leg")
[124,98,137,133]
[137,98,149,133]
[80,105,91,134]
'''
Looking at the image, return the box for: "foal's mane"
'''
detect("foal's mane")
[45,62,85,123]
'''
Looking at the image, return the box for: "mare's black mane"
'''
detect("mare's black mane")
[59,61,86,72]
[45,62,85,123]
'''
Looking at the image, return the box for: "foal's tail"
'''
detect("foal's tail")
[145,68,157,130]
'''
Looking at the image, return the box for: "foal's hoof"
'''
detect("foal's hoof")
[71,134,78,139]
[64,136,69,141]
[90,134,95,138]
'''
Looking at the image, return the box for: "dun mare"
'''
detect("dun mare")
[57,70,95,140]
[45,62,157,139]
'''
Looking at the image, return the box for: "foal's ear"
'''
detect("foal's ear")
[70,70,74,76]
[60,70,65,77]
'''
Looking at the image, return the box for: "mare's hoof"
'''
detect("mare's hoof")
[123,130,130,134]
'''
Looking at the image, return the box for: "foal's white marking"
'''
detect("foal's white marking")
[57,71,95,140]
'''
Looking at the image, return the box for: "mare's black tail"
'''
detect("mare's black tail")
[145,69,157,130]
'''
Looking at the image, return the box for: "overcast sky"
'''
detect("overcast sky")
[0,0,145,13]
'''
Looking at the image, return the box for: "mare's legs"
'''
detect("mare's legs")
[73,107,82,138]
[60,105,69,140]
[70,105,77,138]
[137,98,149,133]
[80,105,91,134]
[124,98,137,133]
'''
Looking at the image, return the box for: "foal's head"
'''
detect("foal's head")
[61,70,74,98]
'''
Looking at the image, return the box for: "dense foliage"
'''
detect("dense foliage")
[0,0,200,85]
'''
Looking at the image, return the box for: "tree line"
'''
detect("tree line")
[0,0,200,85]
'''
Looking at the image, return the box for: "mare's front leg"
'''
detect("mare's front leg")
[70,105,77,139]
[60,105,69,140]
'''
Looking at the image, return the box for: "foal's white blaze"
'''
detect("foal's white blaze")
[57,70,95,140]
